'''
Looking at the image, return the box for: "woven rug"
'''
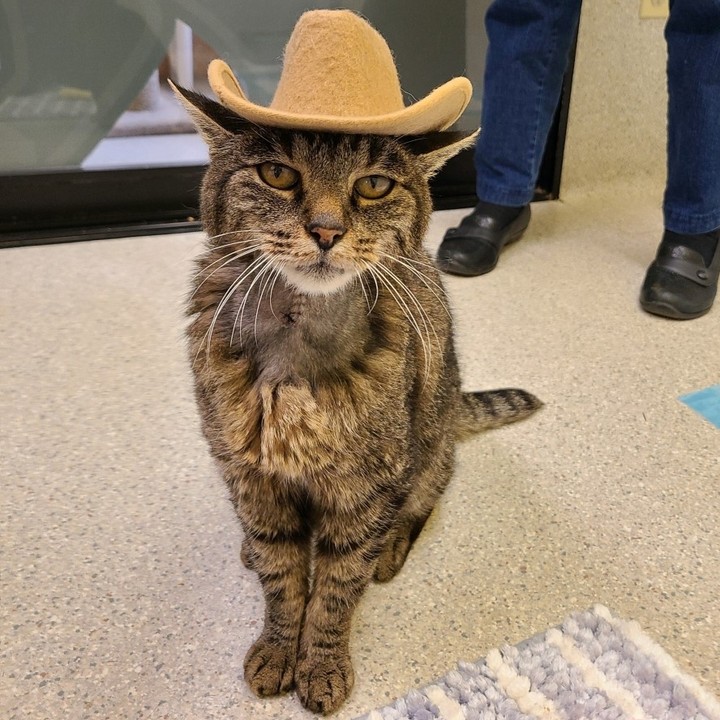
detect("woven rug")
[359,605,720,720]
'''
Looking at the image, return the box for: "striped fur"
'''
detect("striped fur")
[176,87,541,715]
[457,388,543,438]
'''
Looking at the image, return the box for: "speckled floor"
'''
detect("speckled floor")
[2,186,719,719]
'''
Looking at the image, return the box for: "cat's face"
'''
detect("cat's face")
[206,130,430,296]
[174,86,475,296]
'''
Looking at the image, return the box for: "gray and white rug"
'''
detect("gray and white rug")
[359,605,720,720]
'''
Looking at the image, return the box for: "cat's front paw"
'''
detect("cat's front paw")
[244,638,296,697]
[295,651,354,714]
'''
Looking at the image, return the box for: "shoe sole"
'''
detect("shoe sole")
[437,227,527,277]
[639,299,712,320]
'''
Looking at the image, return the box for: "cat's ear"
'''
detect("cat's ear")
[402,130,479,178]
[169,80,248,151]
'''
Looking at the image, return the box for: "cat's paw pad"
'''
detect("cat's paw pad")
[373,533,411,582]
[244,639,296,697]
[295,652,354,714]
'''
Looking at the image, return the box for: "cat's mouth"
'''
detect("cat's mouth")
[282,258,353,296]
[303,258,344,277]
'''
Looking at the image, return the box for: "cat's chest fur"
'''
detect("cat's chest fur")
[197,275,410,486]
[227,273,371,381]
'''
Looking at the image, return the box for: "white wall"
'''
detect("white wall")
[561,2,668,197]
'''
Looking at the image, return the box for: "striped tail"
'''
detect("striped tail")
[456,388,542,439]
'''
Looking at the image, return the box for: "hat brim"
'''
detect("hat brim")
[208,59,472,136]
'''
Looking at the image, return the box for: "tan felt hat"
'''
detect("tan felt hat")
[208,9,473,135]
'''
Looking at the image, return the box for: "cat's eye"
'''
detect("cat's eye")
[354,175,394,200]
[258,162,300,190]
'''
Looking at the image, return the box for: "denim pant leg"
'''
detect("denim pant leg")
[664,0,720,234]
[475,0,582,206]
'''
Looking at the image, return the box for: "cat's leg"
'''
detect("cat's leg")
[294,489,397,714]
[231,467,311,697]
[373,511,431,583]
[240,538,256,570]
[374,441,454,582]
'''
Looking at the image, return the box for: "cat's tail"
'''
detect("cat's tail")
[456,388,542,439]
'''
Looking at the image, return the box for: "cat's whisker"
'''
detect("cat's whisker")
[228,258,270,349]
[368,266,380,314]
[376,261,439,351]
[399,253,441,273]
[176,226,267,277]
[377,259,440,379]
[378,271,432,362]
[253,260,282,345]
[232,256,277,348]
[197,257,259,364]
[225,255,273,343]
[267,264,285,322]
[402,253,439,270]
[204,229,261,245]
[190,244,265,295]
[200,254,268,363]
[371,262,432,375]
[375,266,432,377]
[378,251,452,319]
[355,270,373,314]
[206,227,286,252]
[203,237,264,255]
[354,262,380,315]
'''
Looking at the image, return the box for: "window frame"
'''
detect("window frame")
[0,33,576,249]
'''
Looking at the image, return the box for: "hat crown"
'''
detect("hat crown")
[270,10,405,118]
[206,9,472,135]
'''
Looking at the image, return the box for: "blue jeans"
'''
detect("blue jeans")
[475,0,720,234]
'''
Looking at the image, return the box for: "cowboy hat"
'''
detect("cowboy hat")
[208,9,473,136]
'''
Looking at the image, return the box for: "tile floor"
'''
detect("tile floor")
[2,186,718,719]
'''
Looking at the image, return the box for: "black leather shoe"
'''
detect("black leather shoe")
[437,203,531,276]
[640,238,720,320]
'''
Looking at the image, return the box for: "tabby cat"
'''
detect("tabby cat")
[173,85,541,714]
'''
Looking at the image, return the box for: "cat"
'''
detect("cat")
[173,84,541,714]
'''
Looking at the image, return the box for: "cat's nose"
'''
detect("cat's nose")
[306,218,346,250]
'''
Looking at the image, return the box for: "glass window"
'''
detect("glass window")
[0,0,482,174]
[1,1,573,242]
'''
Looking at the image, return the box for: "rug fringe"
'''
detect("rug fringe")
[595,604,720,720]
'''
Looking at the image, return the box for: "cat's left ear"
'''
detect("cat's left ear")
[402,130,479,178]
[169,80,249,152]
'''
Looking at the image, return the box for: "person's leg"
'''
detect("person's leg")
[475,0,582,206]
[438,0,582,276]
[640,0,720,319]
